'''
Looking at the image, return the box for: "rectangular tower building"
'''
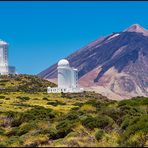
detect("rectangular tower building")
[0,40,16,75]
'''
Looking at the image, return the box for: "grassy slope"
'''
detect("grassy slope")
[0,75,147,147]
[0,74,56,92]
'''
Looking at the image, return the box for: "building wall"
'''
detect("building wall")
[0,44,8,67]
[0,44,9,74]
[58,66,72,88]
[0,42,15,75]
[47,87,84,93]
[71,69,78,88]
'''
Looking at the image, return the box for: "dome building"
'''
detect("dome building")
[47,59,84,93]
[58,59,71,89]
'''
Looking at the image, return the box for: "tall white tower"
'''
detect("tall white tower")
[0,40,9,74]
[58,59,71,89]
[0,39,16,75]
[47,59,84,93]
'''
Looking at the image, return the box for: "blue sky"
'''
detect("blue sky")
[0,1,148,74]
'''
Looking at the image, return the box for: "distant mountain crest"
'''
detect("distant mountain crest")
[124,24,148,36]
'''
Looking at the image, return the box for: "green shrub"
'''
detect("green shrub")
[5,127,19,137]
[17,121,37,136]
[16,96,30,101]
[85,100,103,108]
[47,119,75,140]
[0,96,5,99]
[118,97,148,107]
[81,115,97,129]
[1,136,23,146]
[13,103,33,107]
[47,100,66,106]
[81,115,114,130]
[0,142,6,147]
[121,116,131,130]
[71,106,80,111]
[19,106,56,122]
[11,106,56,127]
[73,102,83,107]
[56,119,74,139]
[104,104,145,126]
[120,115,148,146]
[121,115,140,130]
[5,111,17,118]
[95,129,104,140]
[48,128,59,140]
[5,97,10,100]
[66,113,79,121]
[102,108,121,124]
[11,117,23,127]
[95,115,114,129]
[0,127,5,135]
[42,97,49,101]
[0,80,9,83]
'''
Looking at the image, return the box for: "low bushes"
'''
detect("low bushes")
[119,115,148,146]
[95,129,104,141]
[18,106,56,122]
[0,96,5,99]
[16,96,30,101]
[18,122,37,136]
[81,115,114,130]
[48,120,75,140]
[48,111,79,140]
[0,136,23,147]
[81,115,97,129]
[56,119,74,138]
[47,100,66,106]
[118,97,148,107]
[0,127,5,135]
[10,106,57,127]
[42,97,49,101]
[0,92,147,147]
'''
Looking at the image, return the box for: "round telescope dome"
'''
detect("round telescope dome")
[0,40,7,45]
[58,59,69,67]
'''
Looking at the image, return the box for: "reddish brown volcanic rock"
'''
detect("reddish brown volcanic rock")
[38,24,148,100]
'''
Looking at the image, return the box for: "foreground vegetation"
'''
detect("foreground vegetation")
[0,75,147,147]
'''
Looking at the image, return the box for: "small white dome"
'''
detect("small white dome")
[58,59,69,67]
[0,40,7,45]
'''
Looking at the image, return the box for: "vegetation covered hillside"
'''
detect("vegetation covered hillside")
[0,74,56,92]
[0,75,147,147]
[0,92,147,146]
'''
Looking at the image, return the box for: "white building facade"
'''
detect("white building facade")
[0,40,16,75]
[47,59,84,93]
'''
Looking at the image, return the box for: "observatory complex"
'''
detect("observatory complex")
[0,40,16,75]
[47,59,84,93]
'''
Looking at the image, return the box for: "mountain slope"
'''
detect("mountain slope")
[38,24,148,99]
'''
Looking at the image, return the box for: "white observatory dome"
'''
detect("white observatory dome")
[0,40,7,45]
[58,59,69,67]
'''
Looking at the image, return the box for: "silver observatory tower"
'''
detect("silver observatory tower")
[47,59,84,93]
[0,40,16,75]
[58,59,78,89]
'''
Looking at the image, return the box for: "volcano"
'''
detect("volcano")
[38,24,148,100]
